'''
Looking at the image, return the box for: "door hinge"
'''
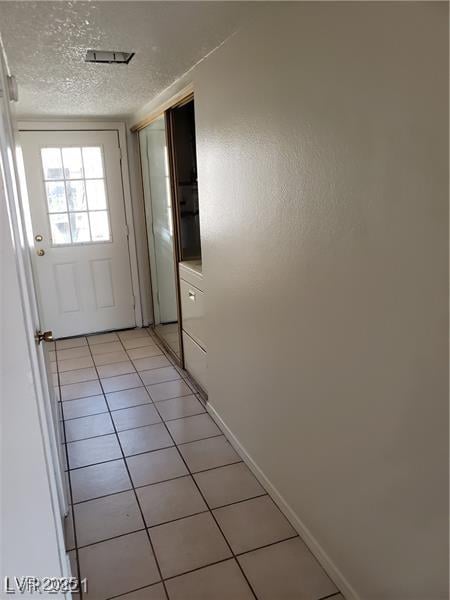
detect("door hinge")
[125,224,129,238]
[132,294,136,308]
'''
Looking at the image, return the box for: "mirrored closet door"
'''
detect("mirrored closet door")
[139,116,181,360]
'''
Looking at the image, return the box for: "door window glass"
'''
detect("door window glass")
[40,146,111,245]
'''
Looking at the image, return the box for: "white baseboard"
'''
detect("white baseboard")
[206,401,360,600]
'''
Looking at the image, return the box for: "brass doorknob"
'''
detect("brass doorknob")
[35,234,43,242]
[37,249,45,256]
[35,330,53,344]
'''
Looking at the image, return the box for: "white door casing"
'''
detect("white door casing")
[20,129,136,338]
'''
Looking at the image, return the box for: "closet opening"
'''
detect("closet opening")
[138,93,205,390]
[167,97,201,262]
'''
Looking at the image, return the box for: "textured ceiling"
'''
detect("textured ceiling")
[0,1,252,118]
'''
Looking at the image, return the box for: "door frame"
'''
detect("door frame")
[18,120,143,332]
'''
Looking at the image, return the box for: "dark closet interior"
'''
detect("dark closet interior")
[169,99,202,262]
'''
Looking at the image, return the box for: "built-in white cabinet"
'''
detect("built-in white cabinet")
[179,260,207,392]
[179,279,205,349]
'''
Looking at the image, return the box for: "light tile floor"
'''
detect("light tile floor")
[51,328,344,600]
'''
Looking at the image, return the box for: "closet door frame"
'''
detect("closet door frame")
[134,90,195,367]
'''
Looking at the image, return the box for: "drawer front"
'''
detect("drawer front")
[183,332,207,392]
[180,278,206,350]
[179,262,204,292]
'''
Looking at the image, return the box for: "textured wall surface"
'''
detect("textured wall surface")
[194,3,448,599]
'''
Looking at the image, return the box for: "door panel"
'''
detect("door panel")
[1,49,69,573]
[20,130,135,338]
[139,118,178,325]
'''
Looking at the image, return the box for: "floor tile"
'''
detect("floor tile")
[119,423,173,456]
[238,537,338,600]
[118,328,151,341]
[112,404,161,431]
[123,337,158,350]
[87,332,119,345]
[59,367,98,386]
[117,583,166,600]
[166,413,221,445]
[65,413,114,442]
[79,531,160,600]
[127,448,188,487]
[90,341,123,355]
[147,380,193,402]
[56,337,87,350]
[61,380,102,401]
[68,433,122,469]
[140,366,180,385]
[150,512,231,579]
[132,354,168,372]
[134,358,172,376]
[137,476,207,527]
[178,436,240,473]
[56,329,340,600]
[194,462,265,509]
[70,459,131,503]
[62,395,108,420]
[101,373,143,393]
[58,356,94,372]
[165,559,254,600]
[155,395,205,421]
[127,345,164,360]
[74,490,144,547]
[213,496,296,554]
[97,361,136,379]
[57,346,91,360]
[93,350,129,366]
[106,387,152,411]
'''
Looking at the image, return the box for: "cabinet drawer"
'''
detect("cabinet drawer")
[179,261,204,292]
[180,278,206,350]
[183,332,207,392]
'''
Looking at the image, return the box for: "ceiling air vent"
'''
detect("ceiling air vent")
[85,50,134,64]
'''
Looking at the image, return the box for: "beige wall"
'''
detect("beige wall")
[192,3,448,599]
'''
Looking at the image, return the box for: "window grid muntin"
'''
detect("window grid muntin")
[41,145,111,246]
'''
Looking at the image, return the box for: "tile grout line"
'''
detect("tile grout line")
[83,335,172,600]
[63,403,205,422]
[130,347,260,600]
[55,344,84,600]
[67,428,224,446]
[65,446,242,473]
[69,460,246,506]
[59,329,334,599]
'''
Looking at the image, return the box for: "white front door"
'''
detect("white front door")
[20,130,136,338]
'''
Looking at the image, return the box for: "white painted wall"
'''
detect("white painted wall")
[190,3,448,599]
